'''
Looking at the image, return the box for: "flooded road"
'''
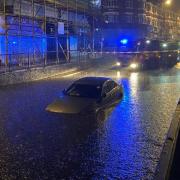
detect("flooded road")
[0,66,180,179]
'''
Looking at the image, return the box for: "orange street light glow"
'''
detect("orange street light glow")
[165,0,172,6]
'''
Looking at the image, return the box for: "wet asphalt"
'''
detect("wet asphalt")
[0,65,180,179]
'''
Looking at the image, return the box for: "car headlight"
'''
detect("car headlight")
[130,63,138,69]
[116,62,121,66]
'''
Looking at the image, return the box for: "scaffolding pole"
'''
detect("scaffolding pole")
[66,0,70,63]
[0,0,99,72]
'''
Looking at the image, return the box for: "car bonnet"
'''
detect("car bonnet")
[46,95,96,114]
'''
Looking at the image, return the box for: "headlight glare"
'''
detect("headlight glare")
[130,63,138,69]
[116,62,121,66]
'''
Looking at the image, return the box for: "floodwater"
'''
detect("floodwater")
[0,65,180,179]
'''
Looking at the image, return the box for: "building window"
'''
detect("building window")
[125,14,133,23]
[138,14,146,24]
[138,1,145,9]
[106,14,118,23]
[125,0,133,9]
[103,0,118,8]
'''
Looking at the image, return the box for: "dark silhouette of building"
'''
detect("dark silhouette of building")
[101,0,180,50]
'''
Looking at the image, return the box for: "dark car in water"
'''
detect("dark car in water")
[46,77,123,119]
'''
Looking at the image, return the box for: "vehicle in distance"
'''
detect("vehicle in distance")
[46,77,123,118]
[115,60,140,70]
[114,54,140,70]
[115,51,179,70]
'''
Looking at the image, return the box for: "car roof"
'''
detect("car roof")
[75,77,111,86]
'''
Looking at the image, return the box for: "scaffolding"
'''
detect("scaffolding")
[0,0,100,72]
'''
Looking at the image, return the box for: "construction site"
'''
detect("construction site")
[0,0,179,74]
[0,0,101,72]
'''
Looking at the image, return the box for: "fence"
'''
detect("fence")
[0,50,100,74]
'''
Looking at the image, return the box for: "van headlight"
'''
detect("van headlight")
[116,62,121,66]
[130,63,138,69]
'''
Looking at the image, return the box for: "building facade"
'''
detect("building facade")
[101,0,180,50]
[0,0,97,67]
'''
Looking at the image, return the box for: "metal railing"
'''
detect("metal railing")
[0,51,102,74]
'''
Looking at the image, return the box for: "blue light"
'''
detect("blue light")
[120,39,128,45]
[12,41,17,45]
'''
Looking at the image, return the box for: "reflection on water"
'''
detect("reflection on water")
[116,71,121,78]
[0,68,179,179]
[129,72,139,97]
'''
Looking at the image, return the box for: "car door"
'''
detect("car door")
[101,81,114,107]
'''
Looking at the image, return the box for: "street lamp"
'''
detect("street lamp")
[164,0,172,6]
[161,1,173,41]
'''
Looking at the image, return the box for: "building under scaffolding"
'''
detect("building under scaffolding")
[0,0,100,69]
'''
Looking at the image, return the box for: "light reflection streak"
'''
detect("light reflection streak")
[130,72,139,96]
[117,71,121,78]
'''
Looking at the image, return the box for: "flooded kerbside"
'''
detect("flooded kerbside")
[0,67,180,179]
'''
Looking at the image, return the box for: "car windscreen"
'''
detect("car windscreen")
[65,83,102,99]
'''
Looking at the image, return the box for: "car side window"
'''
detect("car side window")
[103,84,109,94]
[103,81,115,94]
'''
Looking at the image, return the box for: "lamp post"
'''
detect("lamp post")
[161,0,173,41]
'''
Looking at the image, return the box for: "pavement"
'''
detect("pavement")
[169,99,180,180]
[0,64,180,179]
[154,99,180,180]
[0,56,115,86]
[170,130,180,180]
